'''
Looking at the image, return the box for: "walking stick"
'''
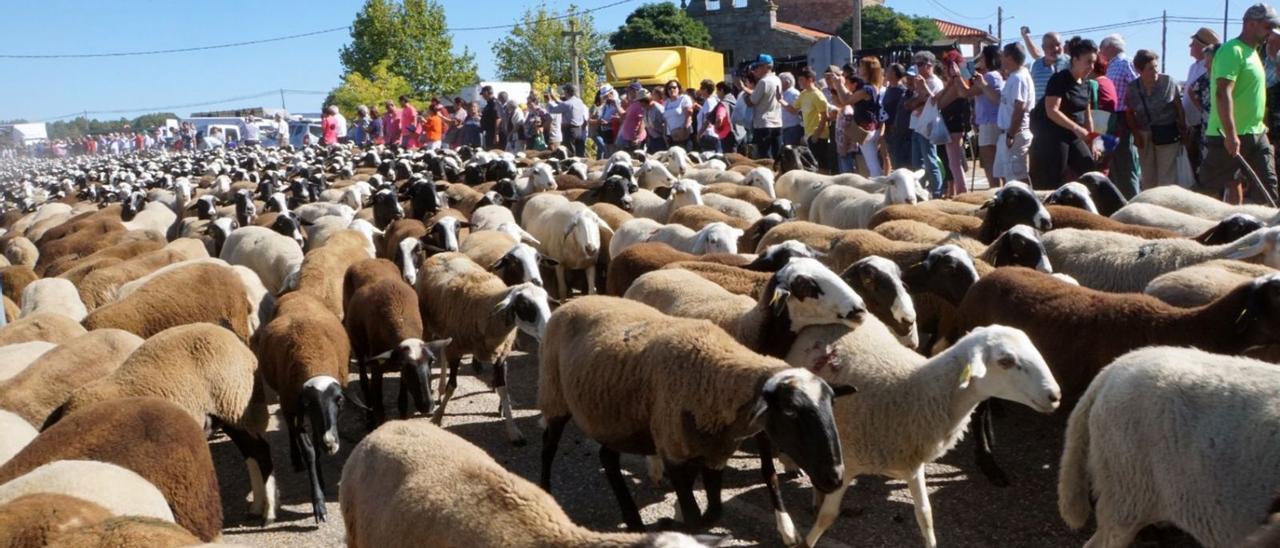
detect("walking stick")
[1233,153,1279,207]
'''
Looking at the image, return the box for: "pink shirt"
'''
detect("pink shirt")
[322,116,338,144]
[619,102,647,143]
[383,110,400,144]
[400,104,418,133]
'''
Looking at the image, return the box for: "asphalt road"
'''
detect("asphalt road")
[213,346,1184,547]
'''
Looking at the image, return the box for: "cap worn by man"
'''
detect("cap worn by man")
[1192,27,1222,45]
[1245,3,1280,32]
[753,53,774,68]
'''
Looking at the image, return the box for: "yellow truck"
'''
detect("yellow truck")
[604,46,725,90]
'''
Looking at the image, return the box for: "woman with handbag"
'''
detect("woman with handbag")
[662,80,694,150]
[936,50,974,196]
[1029,37,1099,189]
[1126,49,1187,190]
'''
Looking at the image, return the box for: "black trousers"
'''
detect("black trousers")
[1029,134,1095,190]
[564,125,586,157]
[752,127,781,160]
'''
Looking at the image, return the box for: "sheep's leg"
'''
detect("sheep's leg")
[585,265,598,295]
[700,466,724,526]
[355,356,370,403]
[431,356,461,425]
[539,414,569,490]
[907,466,937,548]
[285,413,304,472]
[756,434,799,547]
[665,459,704,529]
[298,431,327,523]
[1083,523,1142,548]
[492,358,525,446]
[645,456,665,487]
[805,476,852,548]
[396,374,410,420]
[369,367,386,429]
[600,446,646,532]
[972,400,1010,487]
[555,264,569,300]
[223,425,277,526]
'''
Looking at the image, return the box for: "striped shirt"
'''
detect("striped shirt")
[1107,55,1138,112]
[1031,56,1069,103]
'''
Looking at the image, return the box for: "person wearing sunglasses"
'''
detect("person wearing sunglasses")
[741,53,784,160]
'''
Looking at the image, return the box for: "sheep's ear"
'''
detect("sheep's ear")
[492,292,515,316]
[370,349,393,362]
[831,384,858,398]
[487,256,509,272]
[957,358,988,390]
[788,275,822,300]
[426,338,452,356]
[597,218,615,236]
[654,186,673,200]
[768,286,791,315]
[978,199,995,210]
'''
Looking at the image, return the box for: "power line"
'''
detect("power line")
[926,0,996,21]
[33,89,331,122]
[448,0,637,30]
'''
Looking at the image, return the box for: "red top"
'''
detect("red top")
[400,104,418,133]
[322,116,338,144]
[1095,76,1119,113]
[383,110,400,144]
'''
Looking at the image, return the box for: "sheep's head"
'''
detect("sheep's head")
[265,191,289,213]
[1043,182,1097,214]
[372,189,405,229]
[121,191,147,222]
[233,189,257,227]
[192,195,218,221]
[667,179,705,210]
[598,175,634,211]
[664,145,690,176]
[426,217,466,254]
[746,240,822,271]
[207,217,238,256]
[409,179,446,218]
[396,237,425,285]
[1074,171,1128,216]
[270,213,306,250]
[903,245,980,305]
[1196,214,1265,246]
[563,210,608,259]
[638,159,677,188]
[957,326,1060,414]
[842,256,917,348]
[495,222,540,246]
[765,257,866,331]
[690,221,742,257]
[493,283,552,341]
[298,375,345,456]
[370,338,452,417]
[980,184,1050,243]
[744,167,777,198]
[489,243,544,287]
[1235,274,1280,346]
[753,368,855,494]
[988,225,1052,272]
[528,162,557,192]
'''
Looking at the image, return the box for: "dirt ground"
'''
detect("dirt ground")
[213,347,1188,547]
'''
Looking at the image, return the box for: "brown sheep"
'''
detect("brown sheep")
[668,205,753,231]
[0,329,143,426]
[342,258,401,312]
[1,265,38,303]
[0,313,87,346]
[0,397,223,541]
[45,515,201,547]
[47,238,165,280]
[1045,205,1179,239]
[3,296,15,324]
[291,230,372,318]
[35,217,128,276]
[75,238,209,310]
[82,262,253,342]
[380,218,427,260]
[705,182,774,210]
[255,293,352,523]
[0,493,112,548]
[754,220,844,254]
[605,242,751,296]
[664,260,771,297]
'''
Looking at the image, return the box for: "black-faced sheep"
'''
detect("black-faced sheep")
[415,252,550,444]
[0,397,223,541]
[459,231,545,287]
[48,323,275,524]
[255,292,352,523]
[539,296,853,544]
[340,420,726,548]
[1060,347,1280,548]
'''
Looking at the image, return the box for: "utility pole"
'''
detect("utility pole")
[997,6,1003,44]
[1225,0,1230,40]
[562,10,582,94]
[279,89,287,112]
[851,0,863,51]
[1161,10,1168,64]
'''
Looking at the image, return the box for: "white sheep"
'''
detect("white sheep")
[808,168,923,229]
[1144,259,1277,307]
[521,193,612,297]
[1042,227,1280,292]
[512,162,558,196]
[0,460,175,523]
[679,180,762,223]
[0,410,36,466]
[0,341,57,383]
[122,200,178,239]
[1060,346,1280,548]
[219,225,305,295]
[1130,185,1280,222]
[790,319,1061,548]
[636,158,679,189]
[609,218,743,259]
[18,279,87,322]
[1110,202,1228,236]
[340,420,725,548]
[629,179,702,222]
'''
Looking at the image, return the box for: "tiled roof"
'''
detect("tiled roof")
[774,21,832,40]
[934,18,993,40]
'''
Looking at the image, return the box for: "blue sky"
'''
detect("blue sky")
[0,0,1244,121]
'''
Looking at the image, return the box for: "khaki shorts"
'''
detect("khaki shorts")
[1199,133,1278,198]
[978,123,1001,147]
[994,129,1031,182]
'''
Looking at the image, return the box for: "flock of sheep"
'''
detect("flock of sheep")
[0,138,1277,548]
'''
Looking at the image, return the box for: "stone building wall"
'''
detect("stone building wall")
[687,0,817,68]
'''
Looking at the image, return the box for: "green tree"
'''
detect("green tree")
[609,2,711,50]
[130,112,179,132]
[339,0,477,96]
[327,60,416,119]
[492,4,608,87]
[835,5,944,49]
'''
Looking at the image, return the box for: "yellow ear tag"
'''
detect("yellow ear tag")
[769,291,784,306]
[958,361,974,387]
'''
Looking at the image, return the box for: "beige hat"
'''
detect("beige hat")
[1192,27,1222,46]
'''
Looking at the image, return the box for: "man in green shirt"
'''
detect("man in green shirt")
[790,68,832,171]
[1201,3,1280,203]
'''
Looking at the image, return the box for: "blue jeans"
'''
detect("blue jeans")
[837,152,856,174]
[782,125,805,147]
[911,132,943,197]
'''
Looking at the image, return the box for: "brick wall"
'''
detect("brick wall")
[688,0,817,68]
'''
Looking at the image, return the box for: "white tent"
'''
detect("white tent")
[7,123,48,146]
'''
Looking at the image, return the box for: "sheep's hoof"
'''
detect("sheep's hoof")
[312,505,327,524]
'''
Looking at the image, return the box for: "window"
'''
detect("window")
[732,0,747,6]
[706,0,720,9]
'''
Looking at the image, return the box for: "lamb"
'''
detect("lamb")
[49,322,276,524]
[0,460,175,523]
[957,268,1280,484]
[82,262,254,342]
[624,258,867,358]
[76,238,209,310]
[255,292,352,523]
[609,218,743,259]
[0,341,56,383]
[1144,259,1277,307]
[788,320,1060,548]
[1130,184,1280,222]
[414,252,551,445]
[340,420,725,548]
[539,296,853,544]
[0,410,36,466]
[0,312,86,346]
[344,273,448,428]
[1041,227,1280,292]
[3,236,37,267]
[1060,347,1280,548]
[0,329,143,426]
[0,397,223,541]
[520,193,612,297]
[219,225,304,295]
[19,279,86,322]
[459,230,544,287]
[1044,204,1180,239]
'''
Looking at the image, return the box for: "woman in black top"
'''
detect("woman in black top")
[1029,36,1099,189]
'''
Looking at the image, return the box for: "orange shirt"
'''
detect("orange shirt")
[424,113,445,142]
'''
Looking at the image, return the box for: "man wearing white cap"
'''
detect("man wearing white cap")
[1200,3,1280,203]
